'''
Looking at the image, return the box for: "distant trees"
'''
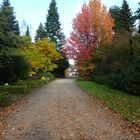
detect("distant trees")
[35,23,46,42]
[25,26,30,37]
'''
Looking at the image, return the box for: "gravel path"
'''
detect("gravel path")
[2,79,139,140]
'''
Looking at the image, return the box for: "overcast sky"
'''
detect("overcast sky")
[0,0,139,39]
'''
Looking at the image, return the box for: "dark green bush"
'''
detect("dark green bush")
[0,48,30,84]
[91,32,140,96]
[107,73,123,89]
[12,54,30,80]
[98,58,140,96]
[120,57,140,95]
[92,75,108,84]
[43,72,55,80]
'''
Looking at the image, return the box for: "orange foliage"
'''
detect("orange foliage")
[89,0,114,45]
[64,0,114,78]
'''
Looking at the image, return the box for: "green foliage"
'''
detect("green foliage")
[52,58,69,77]
[25,26,30,37]
[35,23,46,42]
[38,72,55,80]
[44,0,65,50]
[44,0,69,77]
[120,57,140,95]
[109,6,121,32]
[0,85,28,94]
[92,32,140,96]
[106,58,140,96]
[0,13,23,48]
[21,35,32,47]
[0,48,30,83]
[0,92,13,106]
[109,0,135,32]
[120,0,135,31]
[15,80,47,88]
[0,0,30,84]
[77,81,140,125]
[0,78,52,107]
[0,0,20,35]
[0,85,29,106]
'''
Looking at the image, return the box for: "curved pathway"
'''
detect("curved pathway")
[2,79,139,140]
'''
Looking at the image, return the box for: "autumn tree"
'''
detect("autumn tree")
[21,38,62,75]
[64,1,114,78]
[89,0,114,45]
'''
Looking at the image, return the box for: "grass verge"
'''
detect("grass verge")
[0,79,50,107]
[77,80,140,125]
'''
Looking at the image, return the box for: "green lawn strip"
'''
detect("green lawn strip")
[77,81,140,125]
[0,79,50,107]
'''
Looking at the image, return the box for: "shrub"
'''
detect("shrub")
[0,92,14,107]
[16,80,44,88]
[91,32,140,96]
[0,48,30,84]
[38,72,55,80]
[121,57,140,95]
[92,75,108,84]
[0,85,29,94]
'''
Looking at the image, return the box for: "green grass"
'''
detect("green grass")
[77,80,140,125]
[0,79,50,107]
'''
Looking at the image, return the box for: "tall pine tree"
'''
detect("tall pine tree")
[1,0,20,35]
[0,0,30,83]
[44,0,65,51]
[109,6,121,32]
[35,23,46,42]
[119,0,135,32]
[25,26,30,36]
[44,0,69,77]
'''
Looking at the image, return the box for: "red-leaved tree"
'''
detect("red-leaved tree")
[64,0,114,78]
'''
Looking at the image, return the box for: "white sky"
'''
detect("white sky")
[0,0,139,40]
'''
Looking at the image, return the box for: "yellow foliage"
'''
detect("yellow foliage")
[41,76,50,81]
[20,37,62,73]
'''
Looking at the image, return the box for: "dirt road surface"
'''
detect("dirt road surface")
[2,79,139,140]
